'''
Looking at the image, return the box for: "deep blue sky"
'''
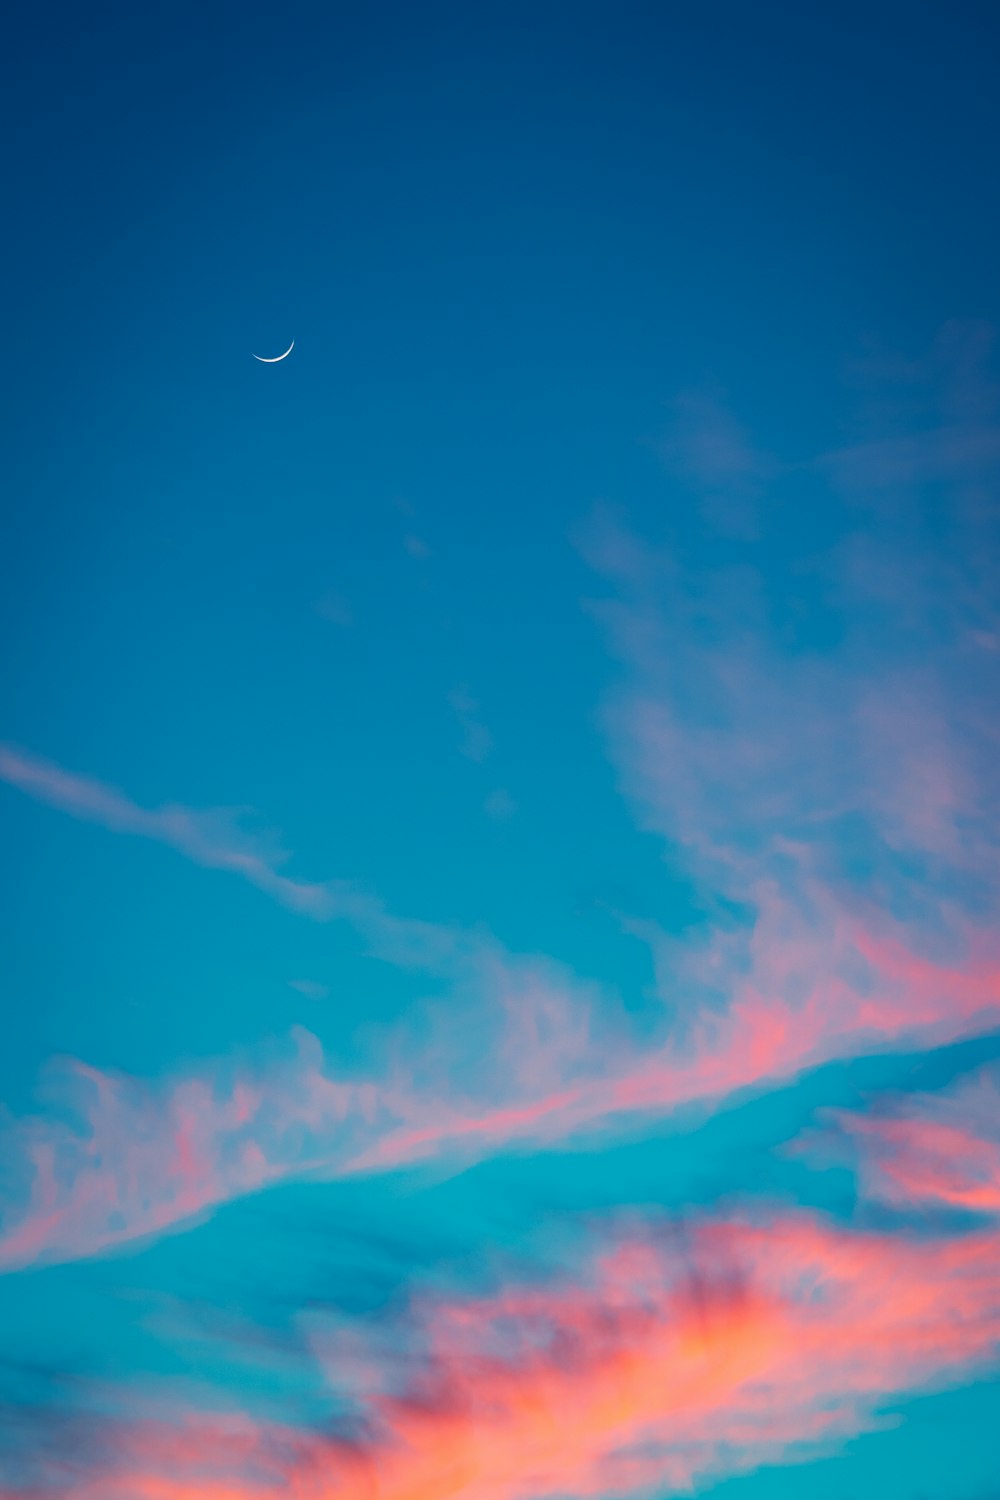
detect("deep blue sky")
[2,5,1000,1499]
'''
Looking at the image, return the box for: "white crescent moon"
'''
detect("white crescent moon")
[252,340,295,363]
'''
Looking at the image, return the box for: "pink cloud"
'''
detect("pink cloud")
[573,385,1000,1216]
[350,921,1000,1175]
[7,1207,1000,1498]
[583,331,1000,926]
[0,1029,399,1270]
[820,1064,1000,1214]
[6,422,1000,1281]
[3,907,998,1270]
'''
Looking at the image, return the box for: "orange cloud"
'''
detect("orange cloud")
[8,1208,1000,1499]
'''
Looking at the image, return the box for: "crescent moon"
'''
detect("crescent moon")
[252,340,295,363]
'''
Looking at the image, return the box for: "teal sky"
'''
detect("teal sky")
[2,4,1000,1498]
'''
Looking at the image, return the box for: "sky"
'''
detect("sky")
[2,1,1000,1495]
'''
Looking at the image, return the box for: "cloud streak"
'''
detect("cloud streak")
[0,745,335,919]
[2,904,997,1271]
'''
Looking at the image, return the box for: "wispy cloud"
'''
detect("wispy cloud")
[2,903,997,1270]
[809,1063,1000,1215]
[8,1200,1000,1498]
[0,745,336,919]
[4,325,1000,1500]
[6,328,1000,1272]
[0,1026,416,1272]
[581,330,1000,1072]
[0,744,491,960]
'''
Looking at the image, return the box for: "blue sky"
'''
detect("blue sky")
[3,4,1000,1497]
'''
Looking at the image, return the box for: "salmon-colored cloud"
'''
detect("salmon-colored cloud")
[824,1065,1000,1214]
[6,1207,1000,1499]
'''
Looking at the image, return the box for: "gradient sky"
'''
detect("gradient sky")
[3,3,1000,1497]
